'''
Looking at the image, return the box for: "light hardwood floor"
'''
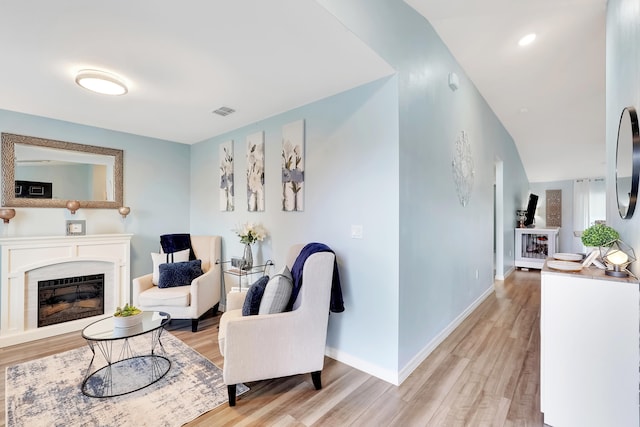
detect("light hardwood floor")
[1,269,543,426]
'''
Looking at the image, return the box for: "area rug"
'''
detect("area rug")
[5,332,247,427]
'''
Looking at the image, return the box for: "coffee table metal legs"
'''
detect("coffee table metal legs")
[82,327,170,397]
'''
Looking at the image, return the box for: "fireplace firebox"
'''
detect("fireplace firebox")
[38,274,105,327]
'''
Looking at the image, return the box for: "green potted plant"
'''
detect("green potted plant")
[581,223,620,248]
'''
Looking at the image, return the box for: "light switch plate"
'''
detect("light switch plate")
[351,225,363,239]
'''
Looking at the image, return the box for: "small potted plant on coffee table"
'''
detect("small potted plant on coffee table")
[113,303,142,328]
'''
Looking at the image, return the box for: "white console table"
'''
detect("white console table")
[541,263,639,426]
[514,227,559,269]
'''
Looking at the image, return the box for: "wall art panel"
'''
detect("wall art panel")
[246,132,265,212]
[219,140,234,211]
[282,119,305,211]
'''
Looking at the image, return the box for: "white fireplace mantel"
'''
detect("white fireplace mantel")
[0,233,132,347]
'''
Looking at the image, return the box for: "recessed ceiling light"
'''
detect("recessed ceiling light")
[518,33,537,47]
[75,69,128,95]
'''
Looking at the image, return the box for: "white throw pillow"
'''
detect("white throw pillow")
[151,248,190,285]
[258,265,293,315]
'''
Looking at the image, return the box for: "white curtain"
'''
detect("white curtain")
[573,178,606,251]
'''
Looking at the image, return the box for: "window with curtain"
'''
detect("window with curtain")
[573,178,606,250]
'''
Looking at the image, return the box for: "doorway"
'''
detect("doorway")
[494,160,504,280]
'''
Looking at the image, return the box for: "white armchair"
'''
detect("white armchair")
[218,244,335,406]
[132,235,222,332]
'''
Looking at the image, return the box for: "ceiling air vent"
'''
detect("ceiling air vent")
[212,106,235,117]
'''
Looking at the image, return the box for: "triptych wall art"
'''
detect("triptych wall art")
[219,119,304,213]
[281,119,304,212]
[219,140,234,212]
[246,131,265,212]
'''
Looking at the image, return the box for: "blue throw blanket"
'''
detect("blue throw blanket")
[288,242,345,313]
[160,233,196,260]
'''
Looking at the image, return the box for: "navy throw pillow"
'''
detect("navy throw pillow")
[158,259,203,288]
[242,275,270,316]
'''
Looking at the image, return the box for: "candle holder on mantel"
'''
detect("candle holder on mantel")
[118,206,131,219]
[118,206,131,232]
[66,200,80,214]
[0,208,16,224]
[0,208,16,237]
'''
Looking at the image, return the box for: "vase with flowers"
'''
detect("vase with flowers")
[235,222,268,270]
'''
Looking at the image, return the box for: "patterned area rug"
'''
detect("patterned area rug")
[5,332,247,427]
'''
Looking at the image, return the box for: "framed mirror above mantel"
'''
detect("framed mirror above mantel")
[1,133,123,209]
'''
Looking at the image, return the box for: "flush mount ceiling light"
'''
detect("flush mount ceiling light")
[75,69,128,95]
[518,33,537,47]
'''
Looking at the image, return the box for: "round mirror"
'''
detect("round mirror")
[616,106,640,219]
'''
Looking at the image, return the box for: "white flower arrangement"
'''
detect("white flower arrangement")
[235,222,268,245]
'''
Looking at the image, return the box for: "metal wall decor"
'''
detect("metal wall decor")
[452,131,474,206]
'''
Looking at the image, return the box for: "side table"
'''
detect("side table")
[216,260,274,292]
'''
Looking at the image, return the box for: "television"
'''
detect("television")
[524,193,538,227]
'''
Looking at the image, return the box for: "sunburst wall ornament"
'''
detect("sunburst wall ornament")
[452,131,474,207]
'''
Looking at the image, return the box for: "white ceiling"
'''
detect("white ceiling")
[0,0,394,144]
[0,1,607,183]
[405,0,607,183]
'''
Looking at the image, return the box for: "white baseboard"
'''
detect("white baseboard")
[505,265,515,278]
[397,285,494,385]
[324,285,495,387]
[495,265,515,281]
[325,346,399,385]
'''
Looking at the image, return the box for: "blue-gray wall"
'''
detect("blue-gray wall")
[606,0,640,276]
[317,0,529,375]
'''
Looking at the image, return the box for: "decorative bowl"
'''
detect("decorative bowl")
[113,312,143,328]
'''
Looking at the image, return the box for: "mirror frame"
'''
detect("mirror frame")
[1,133,123,209]
[616,106,640,219]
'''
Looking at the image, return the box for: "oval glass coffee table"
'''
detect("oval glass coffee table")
[81,311,171,398]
